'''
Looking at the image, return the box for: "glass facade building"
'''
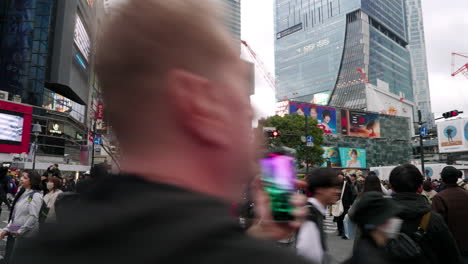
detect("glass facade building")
[0,0,56,107]
[220,0,241,40]
[0,0,95,163]
[275,0,414,110]
[406,0,433,128]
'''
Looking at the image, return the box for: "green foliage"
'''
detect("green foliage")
[262,114,324,168]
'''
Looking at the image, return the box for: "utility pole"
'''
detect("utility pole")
[91,120,96,168]
[305,115,310,175]
[418,110,426,177]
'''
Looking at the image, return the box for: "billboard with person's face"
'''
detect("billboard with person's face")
[289,102,337,134]
[339,148,366,168]
[342,110,381,138]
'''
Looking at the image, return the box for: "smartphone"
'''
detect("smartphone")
[260,154,296,222]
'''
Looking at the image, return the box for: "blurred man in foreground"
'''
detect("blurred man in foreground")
[12,1,311,264]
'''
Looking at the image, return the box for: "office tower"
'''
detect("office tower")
[220,0,241,40]
[275,0,413,110]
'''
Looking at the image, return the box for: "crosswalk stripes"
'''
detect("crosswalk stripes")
[323,212,338,234]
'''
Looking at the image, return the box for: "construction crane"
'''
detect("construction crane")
[451,52,468,80]
[241,40,276,95]
[241,40,290,116]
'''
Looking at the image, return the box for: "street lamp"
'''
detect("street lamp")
[32,123,42,171]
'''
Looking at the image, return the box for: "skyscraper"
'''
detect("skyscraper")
[275,0,413,110]
[406,0,434,128]
[220,0,241,40]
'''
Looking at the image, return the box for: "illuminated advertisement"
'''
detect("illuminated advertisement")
[339,148,366,168]
[438,118,468,153]
[321,147,341,167]
[74,15,91,61]
[0,101,32,154]
[289,102,337,134]
[342,110,381,138]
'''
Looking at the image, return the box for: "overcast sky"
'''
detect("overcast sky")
[242,0,468,120]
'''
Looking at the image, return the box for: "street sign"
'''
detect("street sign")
[94,145,101,152]
[306,136,314,143]
[420,126,428,137]
[306,142,314,147]
[94,136,102,145]
[301,136,306,142]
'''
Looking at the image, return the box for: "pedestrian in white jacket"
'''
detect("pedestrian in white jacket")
[0,170,43,263]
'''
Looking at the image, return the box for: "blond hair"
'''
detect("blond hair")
[95,0,237,139]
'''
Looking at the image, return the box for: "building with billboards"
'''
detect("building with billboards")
[0,0,101,170]
[275,0,414,111]
[279,101,412,168]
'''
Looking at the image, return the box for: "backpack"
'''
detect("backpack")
[386,212,436,263]
[28,192,49,224]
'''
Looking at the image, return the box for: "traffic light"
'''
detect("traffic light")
[442,110,461,119]
[267,130,280,138]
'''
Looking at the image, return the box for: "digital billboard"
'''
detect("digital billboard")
[342,110,381,138]
[0,101,32,154]
[289,102,337,134]
[438,118,468,153]
[0,112,24,143]
[339,148,366,168]
[321,147,341,167]
[74,14,91,61]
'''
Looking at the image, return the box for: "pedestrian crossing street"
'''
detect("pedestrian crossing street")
[324,211,338,234]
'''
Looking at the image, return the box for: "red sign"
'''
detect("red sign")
[0,101,33,154]
[97,103,104,120]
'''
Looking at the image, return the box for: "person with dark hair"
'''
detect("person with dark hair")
[362,174,383,193]
[43,176,63,222]
[347,192,402,264]
[421,180,437,203]
[349,173,384,247]
[320,110,332,134]
[335,174,356,239]
[432,166,468,262]
[296,168,341,263]
[389,164,462,264]
[0,170,43,263]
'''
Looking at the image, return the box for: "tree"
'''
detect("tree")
[261,114,324,168]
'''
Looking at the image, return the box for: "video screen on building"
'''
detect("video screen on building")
[342,110,381,138]
[0,110,24,145]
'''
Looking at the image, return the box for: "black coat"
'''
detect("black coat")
[347,234,394,264]
[393,193,463,264]
[12,174,313,264]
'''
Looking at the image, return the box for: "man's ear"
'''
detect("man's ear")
[167,69,230,147]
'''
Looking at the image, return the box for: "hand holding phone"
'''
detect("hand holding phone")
[260,154,296,222]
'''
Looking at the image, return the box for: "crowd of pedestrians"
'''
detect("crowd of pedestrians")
[0,164,108,264]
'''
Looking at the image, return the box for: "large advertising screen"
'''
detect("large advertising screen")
[438,118,468,153]
[289,102,337,134]
[0,111,24,144]
[342,110,381,138]
[0,101,32,154]
[74,14,91,61]
[321,147,341,167]
[339,148,367,168]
